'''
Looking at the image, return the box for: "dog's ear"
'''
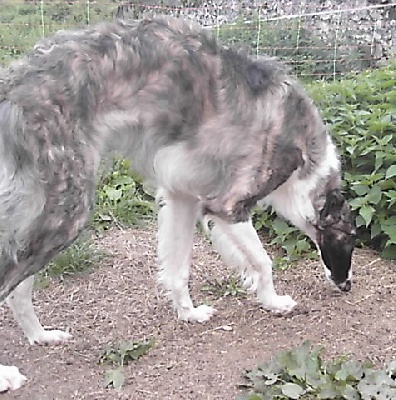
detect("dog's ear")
[319,189,346,228]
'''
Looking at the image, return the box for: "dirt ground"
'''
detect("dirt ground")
[1,223,395,400]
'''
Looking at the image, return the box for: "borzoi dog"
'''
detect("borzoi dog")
[0,17,355,391]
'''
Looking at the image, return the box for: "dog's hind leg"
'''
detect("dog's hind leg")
[6,275,72,345]
[157,189,216,322]
[202,216,297,314]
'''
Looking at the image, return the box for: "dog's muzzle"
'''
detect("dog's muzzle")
[336,279,352,292]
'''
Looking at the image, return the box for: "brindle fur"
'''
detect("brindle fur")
[0,16,354,304]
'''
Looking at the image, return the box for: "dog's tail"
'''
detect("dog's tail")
[0,100,46,300]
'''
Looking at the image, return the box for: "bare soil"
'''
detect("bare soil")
[1,223,395,400]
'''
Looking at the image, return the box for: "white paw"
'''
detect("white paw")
[261,294,297,315]
[178,305,216,322]
[0,365,27,392]
[28,329,72,345]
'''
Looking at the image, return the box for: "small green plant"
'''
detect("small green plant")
[37,237,105,285]
[202,273,247,298]
[93,159,155,231]
[101,339,155,389]
[239,341,396,400]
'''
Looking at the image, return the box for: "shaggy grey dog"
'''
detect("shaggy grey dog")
[0,17,355,391]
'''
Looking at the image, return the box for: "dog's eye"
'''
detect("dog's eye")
[157,197,166,208]
[207,219,215,231]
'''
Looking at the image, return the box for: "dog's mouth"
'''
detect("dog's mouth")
[335,278,352,292]
[323,269,352,293]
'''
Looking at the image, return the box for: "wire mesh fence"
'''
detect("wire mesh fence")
[0,1,395,80]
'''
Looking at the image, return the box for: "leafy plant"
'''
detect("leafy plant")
[239,341,396,400]
[93,159,155,231]
[101,339,155,389]
[36,237,105,286]
[308,61,396,259]
[202,273,247,298]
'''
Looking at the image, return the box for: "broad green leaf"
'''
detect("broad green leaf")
[385,165,396,179]
[384,190,396,207]
[382,224,396,243]
[335,360,364,381]
[349,197,366,210]
[358,370,396,400]
[101,339,154,367]
[351,184,369,196]
[114,175,135,186]
[317,383,339,399]
[370,223,382,239]
[305,371,328,389]
[104,187,122,202]
[103,367,125,389]
[359,205,375,227]
[366,185,382,205]
[278,341,324,386]
[119,339,155,364]
[281,383,304,399]
[382,216,396,226]
[342,384,360,400]
[355,215,366,228]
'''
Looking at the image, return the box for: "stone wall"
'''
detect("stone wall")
[118,0,396,61]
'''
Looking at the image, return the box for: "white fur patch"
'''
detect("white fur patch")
[0,365,27,392]
[202,216,297,313]
[6,276,72,345]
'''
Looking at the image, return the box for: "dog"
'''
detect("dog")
[0,16,356,391]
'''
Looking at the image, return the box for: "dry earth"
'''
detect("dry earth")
[1,223,395,400]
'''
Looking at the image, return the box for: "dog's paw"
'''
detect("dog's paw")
[28,329,72,346]
[178,305,216,322]
[261,294,297,315]
[0,365,27,392]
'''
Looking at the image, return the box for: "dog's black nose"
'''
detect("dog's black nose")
[338,280,351,292]
[344,280,352,292]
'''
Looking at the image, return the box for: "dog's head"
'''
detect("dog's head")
[316,189,356,292]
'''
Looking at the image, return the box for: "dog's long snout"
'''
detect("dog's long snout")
[337,280,352,292]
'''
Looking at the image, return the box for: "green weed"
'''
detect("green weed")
[239,341,396,400]
[101,339,155,389]
[36,236,105,286]
[93,159,155,232]
[202,274,247,298]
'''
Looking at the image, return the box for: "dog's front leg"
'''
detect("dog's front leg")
[157,189,216,322]
[202,216,297,314]
[0,365,27,392]
[6,275,72,345]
